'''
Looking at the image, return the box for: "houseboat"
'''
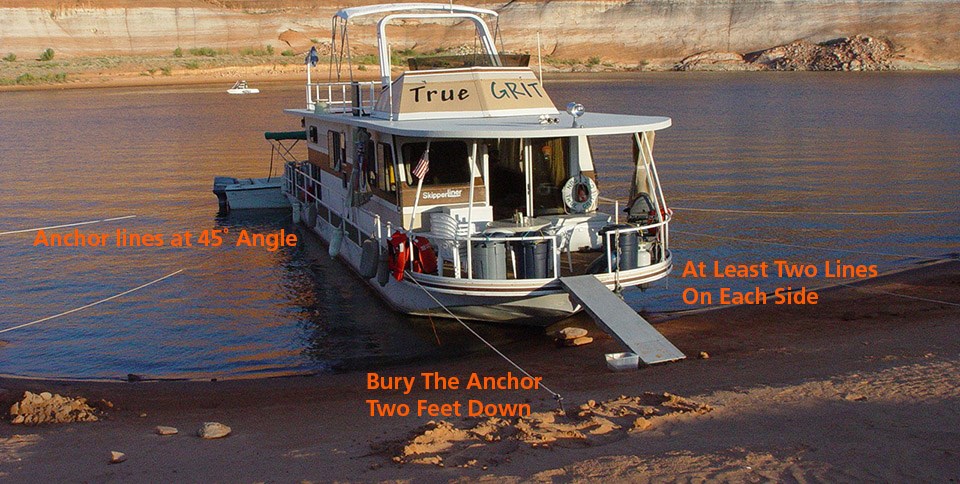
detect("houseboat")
[281,3,674,325]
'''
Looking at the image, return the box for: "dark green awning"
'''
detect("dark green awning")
[264,130,307,141]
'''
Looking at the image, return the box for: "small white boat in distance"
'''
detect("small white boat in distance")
[227,80,259,94]
[213,131,304,213]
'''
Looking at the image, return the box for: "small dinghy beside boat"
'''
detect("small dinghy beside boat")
[213,176,287,212]
[213,131,305,213]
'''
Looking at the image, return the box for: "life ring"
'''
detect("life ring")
[388,231,409,281]
[387,231,438,281]
[561,174,599,213]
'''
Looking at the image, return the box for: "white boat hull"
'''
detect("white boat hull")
[293,197,672,326]
[214,177,289,211]
[227,88,260,95]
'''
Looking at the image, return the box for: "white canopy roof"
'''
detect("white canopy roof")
[334,3,498,21]
[286,110,671,139]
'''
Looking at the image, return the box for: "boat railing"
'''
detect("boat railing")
[597,196,621,224]
[307,81,382,115]
[285,160,670,283]
[418,230,562,281]
[596,196,671,270]
[599,219,670,273]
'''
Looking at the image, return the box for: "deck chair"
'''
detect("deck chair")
[429,212,470,278]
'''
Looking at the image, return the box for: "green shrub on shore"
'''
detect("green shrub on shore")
[2,53,16,62]
[39,48,55,61]
[281,49,296,57]
[173,47,183,58]
[189,47,222,57]
[588,56,601,66]
[353,54,378,65]
[546,57,578,66]
[160,66,172,76]
[184,60,200,69]
[240,45,275,56]
[5,72,67,85]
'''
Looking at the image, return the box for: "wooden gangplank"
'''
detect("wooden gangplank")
[560,275,685,365]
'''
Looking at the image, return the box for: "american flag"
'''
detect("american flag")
[305,46,319,67]
[412,149,430,181]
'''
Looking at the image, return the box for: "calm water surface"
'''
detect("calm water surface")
[1,72,957,379]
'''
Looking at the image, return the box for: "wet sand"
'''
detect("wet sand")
[2,259,959,481]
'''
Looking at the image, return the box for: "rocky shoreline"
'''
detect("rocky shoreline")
[675,35,899,72]
[2,0,960,89]
[0,34,954,92]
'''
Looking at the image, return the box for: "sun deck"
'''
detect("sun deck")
[285,110,672,138]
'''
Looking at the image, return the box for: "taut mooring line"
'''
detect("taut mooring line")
[404,271,565,412]
[672,229,943,260]
[670,207,947,216]
[0,269,184,335]
[0,215,137,236]
[836,282,960,308]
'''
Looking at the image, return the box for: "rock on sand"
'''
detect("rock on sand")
[558,327,588,340]
[565,336,594,347]
[9,391,99,425]
[198,422,231,439]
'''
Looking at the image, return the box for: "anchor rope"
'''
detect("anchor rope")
[0,209,299,336]
[0,215,136,236]
[404,270,564,411]
[835,282,960,308]
[672,229,947,260]
[670,207,948,216]
[0,269,184,335]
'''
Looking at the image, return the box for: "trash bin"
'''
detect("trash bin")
[516,232,550,279]
[600,224,639,270]
[471,237,507,279]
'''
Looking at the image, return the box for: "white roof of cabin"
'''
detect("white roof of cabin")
[286,110,671,138]
[334,3,498,20]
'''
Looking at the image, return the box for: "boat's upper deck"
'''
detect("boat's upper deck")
[295,4,671,135]
[284,109,672,138]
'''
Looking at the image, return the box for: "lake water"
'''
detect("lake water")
[1,72,958,379]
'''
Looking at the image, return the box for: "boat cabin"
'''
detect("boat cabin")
[281,3,673,322]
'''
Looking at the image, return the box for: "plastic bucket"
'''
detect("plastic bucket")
[516,233,550,279]
[471,238,507,279]
[601,224,639,270]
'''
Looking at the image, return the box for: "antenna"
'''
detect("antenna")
[537,31,543,86]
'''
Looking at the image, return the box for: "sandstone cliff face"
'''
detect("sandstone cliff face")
[1,1,957,65]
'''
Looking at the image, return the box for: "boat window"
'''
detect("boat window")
[327,130,346,171]
[531,137,571,216]
[363,139,376,189]
[485,138,526,219]
[376,142,398,201]
[401,141,470,187]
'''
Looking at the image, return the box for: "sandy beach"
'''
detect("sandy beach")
[2,259,958,481]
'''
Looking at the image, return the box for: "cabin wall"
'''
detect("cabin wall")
[302,116,404,236]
